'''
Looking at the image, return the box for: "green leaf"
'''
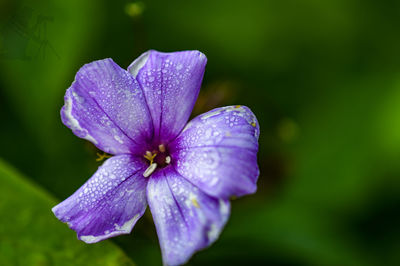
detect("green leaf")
[0,158,134,266]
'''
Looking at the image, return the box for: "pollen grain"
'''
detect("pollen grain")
[192,198,200,208]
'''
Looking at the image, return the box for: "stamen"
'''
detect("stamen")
[96,152,111,161]
[158,144,166,153]
[165,156,171,164]
[143,163,157,177]
[144,151,157,164]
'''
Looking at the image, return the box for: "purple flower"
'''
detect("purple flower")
[52,50,260,265]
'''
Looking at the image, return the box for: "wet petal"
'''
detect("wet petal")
[61,58,153,155]
[170,105,260,199]
[147,167,230,266]
[128,50,207,144]
[52,155,148,243]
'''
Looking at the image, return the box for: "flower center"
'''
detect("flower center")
[143,144,171,177]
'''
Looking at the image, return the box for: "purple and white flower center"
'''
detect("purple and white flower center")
[143,144,171,177]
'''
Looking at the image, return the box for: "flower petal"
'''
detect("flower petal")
[147,167,230,266]
[170,105,260,199]
[128,50,207,144]
[61,58,153,155]
[52,155,148,243]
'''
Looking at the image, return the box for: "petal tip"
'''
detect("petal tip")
[78,213,141,244]
[51,204,59,216]
[128,51,150,78]
[60,91,99,145]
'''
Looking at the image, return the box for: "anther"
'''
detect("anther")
[143,163,157,177]
[158,144,166,153]
[165,156,171,164]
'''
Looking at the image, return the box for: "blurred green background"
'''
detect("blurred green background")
[1,0,400,265]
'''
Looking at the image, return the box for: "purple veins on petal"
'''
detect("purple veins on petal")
[147,167,230,266]
[61,58,154,155]
[170,105,260,199]
[52,155,148,243]
[128,50,207,144]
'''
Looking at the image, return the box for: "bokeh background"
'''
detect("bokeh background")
[1,0,400,265]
